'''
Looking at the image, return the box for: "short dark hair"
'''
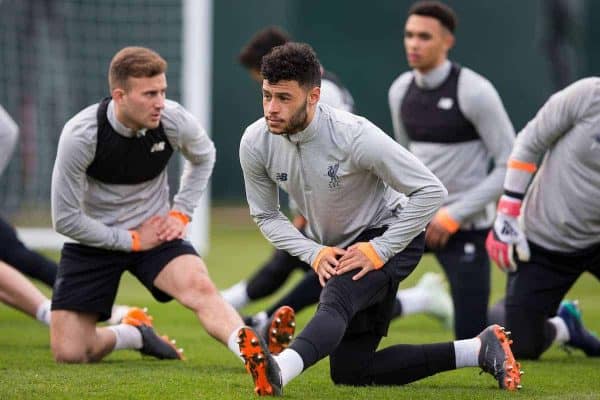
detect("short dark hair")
[261,42,321,88]
[408,1,457,33]
[109,46,167,91]
[238,26,291,70]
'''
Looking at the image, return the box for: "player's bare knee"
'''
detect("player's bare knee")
[51,343,90,363]
[177,271,218,308]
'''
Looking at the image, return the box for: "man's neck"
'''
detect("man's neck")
[413,59,452,89]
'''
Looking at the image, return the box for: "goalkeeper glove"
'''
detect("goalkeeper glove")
[485,195,530,272]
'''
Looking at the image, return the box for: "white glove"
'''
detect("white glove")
[486,195,530,272]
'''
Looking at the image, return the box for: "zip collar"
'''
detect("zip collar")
[413,60,452,90]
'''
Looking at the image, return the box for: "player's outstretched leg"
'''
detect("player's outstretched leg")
[122,307,184,360]
[478,324,522,391]
[238,327,283,396]
[558,300,600,357]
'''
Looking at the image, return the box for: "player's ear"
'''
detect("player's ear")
[443,30,455,52]
[308,86,320,105]
[112,87,126,102]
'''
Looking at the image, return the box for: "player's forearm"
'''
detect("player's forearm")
[372,183,446,262]
[253,210,321,265]
[52,205,131,250]
[172,155,215,217]
[446,165,505,223]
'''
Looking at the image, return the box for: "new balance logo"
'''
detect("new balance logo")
[150,141,166,153]
[275,173,288,182]
[437,97,454,110]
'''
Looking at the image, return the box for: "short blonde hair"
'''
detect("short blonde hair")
[109,46,167,91]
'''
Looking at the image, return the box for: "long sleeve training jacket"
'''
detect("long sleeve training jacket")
[51,99,215,251]
[240,103,447,266]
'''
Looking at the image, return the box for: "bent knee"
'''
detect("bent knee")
[330,369,367,386]
[178,272,218,308]
[51,344,91,363]
[330,362,369,386]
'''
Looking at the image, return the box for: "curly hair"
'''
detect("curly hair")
[408,1,457,33]
[238,26,291,71]
[260,42,321,88]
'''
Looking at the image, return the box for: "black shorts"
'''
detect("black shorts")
[51,239,198,321]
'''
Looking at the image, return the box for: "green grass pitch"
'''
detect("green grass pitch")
[0,208,599,399]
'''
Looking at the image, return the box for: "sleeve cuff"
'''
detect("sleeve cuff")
[169,210,190,225]
[507,158,537,173]
[312,246,332,271]
[356,242,385,269]
[129,230,141,252]
[435,208,460,234]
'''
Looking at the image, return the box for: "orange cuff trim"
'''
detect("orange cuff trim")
[436,208,460,233]
[169,210,190,225]
[355,242,385,269]
[312,247,333,272]
[508,159,537,174]
[129,230,141,252]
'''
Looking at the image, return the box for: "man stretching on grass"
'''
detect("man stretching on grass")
[50,46,293,363]
[238,42,522,395]
[486,77,600,359]
[0,104,129,327]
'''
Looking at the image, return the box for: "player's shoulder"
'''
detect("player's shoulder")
[388,71,413,101]
[321,102,362,129]
[161,99,202,133]
[320,79,348,110]
[560,77,600,99]
[61,103,99,143]
[0,104,18,136]
[240,117,269,151]
[552,77,600,116]
[456,65,503,110]
[321,103,377,144]
[457,65,497,92]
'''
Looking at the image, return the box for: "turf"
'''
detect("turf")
[1,208,599,399]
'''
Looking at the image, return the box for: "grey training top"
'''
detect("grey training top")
[320,77,354,113]
[513,77,600,252]
[51,99,216,251]
[287,74,355,214]
[388,60,515,229]
[0,105,19,177]
[240,103,447,266]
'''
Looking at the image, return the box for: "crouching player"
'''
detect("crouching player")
[238,42,522,395]
[49,46,293,363]
[487,77,600,359]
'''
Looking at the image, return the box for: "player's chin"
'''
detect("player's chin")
[267,124,286,135]
[146,120,160,129]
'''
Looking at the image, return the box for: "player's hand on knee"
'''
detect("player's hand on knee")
[157,211,189,241]
[136,215,165,250]
[486,195,530,272]
[337,242,384,281]
[312,246,345,286]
